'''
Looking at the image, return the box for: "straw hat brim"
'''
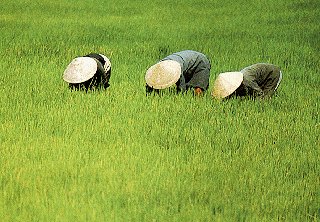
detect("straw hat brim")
[145,60,181,89]
[212,72,243,99]
[63,57,97,84]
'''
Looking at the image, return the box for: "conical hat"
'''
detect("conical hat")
[145,60,181,89]
[63,57,97,83]
[211,72,243,99]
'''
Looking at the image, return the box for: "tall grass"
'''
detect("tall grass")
[0,0,319,221]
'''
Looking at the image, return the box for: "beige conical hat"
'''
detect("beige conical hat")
[145,60,181,89]
[63,57,97,83]
[211,72,243,99]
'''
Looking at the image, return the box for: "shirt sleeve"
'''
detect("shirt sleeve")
[186,64,211,90]
[242,72,264,97]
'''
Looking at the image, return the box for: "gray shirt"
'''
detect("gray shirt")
[161,50,211,92]
[238,63,281,98]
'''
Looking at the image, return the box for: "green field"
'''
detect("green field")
[0,0,319,221]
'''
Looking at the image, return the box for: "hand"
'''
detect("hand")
[194,87,203,96]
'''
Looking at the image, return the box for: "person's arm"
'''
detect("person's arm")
[187,55,211,95]
[146,84,160,95]
[246,79,263,96]
[241,70,264,98]
[103,68,111,89]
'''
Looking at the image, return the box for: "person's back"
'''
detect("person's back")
[241,63,282,98]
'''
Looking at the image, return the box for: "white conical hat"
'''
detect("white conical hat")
[145,60,181,89]
[211,72,243,99]
[99,54,111,72]
[63,57,97,83]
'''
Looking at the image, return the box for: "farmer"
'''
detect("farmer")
[145,50,211,96]
[211,63,282,99]
[63,53,111,91]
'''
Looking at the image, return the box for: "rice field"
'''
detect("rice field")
[0,0,319,221]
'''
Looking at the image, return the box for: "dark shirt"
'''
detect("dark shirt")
[84,53,111,88]
[161,50,211,92]
[234,63,281,98]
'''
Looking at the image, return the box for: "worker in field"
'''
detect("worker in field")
[63,53,111,91]
[145,50,211,96]
[211,63,282,99]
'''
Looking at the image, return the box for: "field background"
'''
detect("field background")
[0,0,319,221]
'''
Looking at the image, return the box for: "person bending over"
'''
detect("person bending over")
[145,50,211,96]
[212,63,282,99]
[63,53,111,91]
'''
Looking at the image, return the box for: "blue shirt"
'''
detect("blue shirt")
[161,50,211,92]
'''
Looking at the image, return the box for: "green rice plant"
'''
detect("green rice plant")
[0,0,319,221]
